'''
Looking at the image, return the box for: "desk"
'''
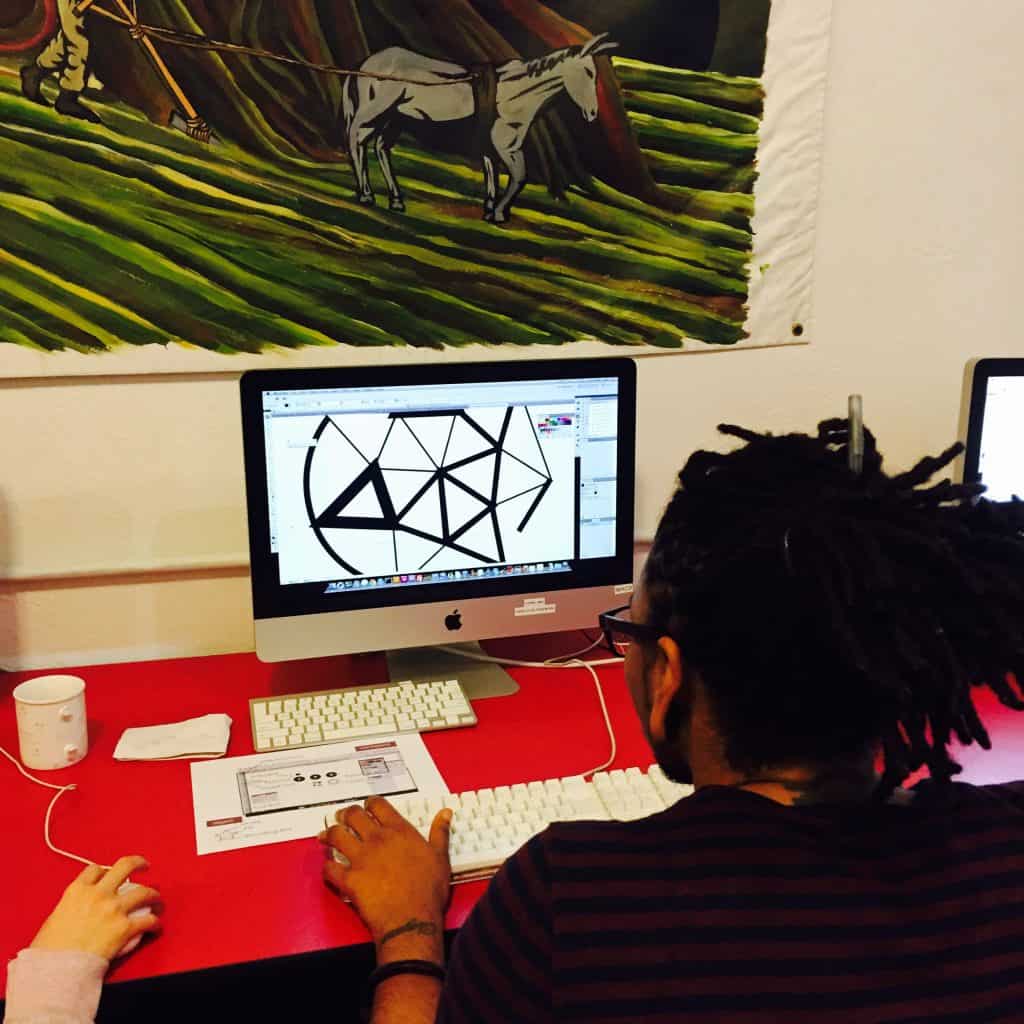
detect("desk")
[4,651,1023,1009]
[0,636,653,997]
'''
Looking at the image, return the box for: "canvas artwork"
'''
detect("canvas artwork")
[0,0,830,373]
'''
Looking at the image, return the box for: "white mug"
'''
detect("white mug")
[13,675,88,771]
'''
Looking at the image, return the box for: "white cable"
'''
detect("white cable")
[4,634,622,873]
[436,644,619,670]
[564,657,618,777]
[447,640,622,883]
[0,744,108,869]
[541,633,606,663]
[436,643,620,778]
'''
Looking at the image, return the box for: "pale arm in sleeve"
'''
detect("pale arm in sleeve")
[4,949,106,1024]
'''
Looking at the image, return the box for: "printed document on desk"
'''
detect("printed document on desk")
[190,733,447,855]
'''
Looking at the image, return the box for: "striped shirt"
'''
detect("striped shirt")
[437,780,1024,1023]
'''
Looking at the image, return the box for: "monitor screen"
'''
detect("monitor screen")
[962,359,1024,503]
[240,359,636,663]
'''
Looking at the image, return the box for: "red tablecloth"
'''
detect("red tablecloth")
[1,640,652,988]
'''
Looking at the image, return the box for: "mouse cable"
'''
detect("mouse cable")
[436,639,622,779]
[0,744,110,870]
[4,632,620,872]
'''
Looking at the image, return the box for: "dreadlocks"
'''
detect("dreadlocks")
[643,417,1024,800]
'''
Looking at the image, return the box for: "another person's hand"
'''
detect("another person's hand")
[30,855,163,962]
[320,799,452,958]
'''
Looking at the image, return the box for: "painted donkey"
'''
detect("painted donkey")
[341,34,618,223]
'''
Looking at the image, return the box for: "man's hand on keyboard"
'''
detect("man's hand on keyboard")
[320,797,453,958]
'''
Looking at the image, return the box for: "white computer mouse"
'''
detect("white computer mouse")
[322,814,351,867]
[114,882,152,957]
[321,816,353,903]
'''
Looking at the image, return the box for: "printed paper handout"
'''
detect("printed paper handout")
[190,733,447,855]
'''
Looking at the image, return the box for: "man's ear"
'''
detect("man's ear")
[647,635,688,745]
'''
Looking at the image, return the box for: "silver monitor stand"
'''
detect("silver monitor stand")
[385,642,519,699]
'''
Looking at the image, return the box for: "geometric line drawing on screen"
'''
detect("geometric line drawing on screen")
[302,405,553,575]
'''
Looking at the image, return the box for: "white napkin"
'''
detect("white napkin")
[113,714,232,761]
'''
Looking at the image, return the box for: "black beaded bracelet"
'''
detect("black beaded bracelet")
[364,959,446,1011]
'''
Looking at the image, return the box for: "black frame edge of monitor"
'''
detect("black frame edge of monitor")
[961,357,1024,491]
[239,357,637,623]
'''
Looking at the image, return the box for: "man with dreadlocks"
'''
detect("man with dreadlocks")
[310,417,1024,1023]
[8,420,1024,1023]
[315,417,1024,1023]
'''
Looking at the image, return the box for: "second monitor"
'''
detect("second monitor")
[240,358,636,696]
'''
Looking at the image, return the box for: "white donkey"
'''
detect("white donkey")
[342,34,618,223]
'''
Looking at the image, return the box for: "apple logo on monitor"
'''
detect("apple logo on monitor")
[445,609,462,632]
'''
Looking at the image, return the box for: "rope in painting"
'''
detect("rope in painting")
[57,0,484,142]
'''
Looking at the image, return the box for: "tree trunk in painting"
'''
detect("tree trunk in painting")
[318,0,370,65]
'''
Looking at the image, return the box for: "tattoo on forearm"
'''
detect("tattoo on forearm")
[379,919,439,947]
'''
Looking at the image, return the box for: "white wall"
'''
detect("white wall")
[2,0,1022,670]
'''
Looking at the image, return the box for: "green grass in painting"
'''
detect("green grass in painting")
[0,55,762,353]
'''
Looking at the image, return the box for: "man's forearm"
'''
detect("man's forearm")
[372,972,444,1024]
[371,918,445,1024]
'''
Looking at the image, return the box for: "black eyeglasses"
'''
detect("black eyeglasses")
[598,604,662,658]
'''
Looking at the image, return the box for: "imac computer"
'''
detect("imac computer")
[239,358,636,697]
[962,358,1024,504]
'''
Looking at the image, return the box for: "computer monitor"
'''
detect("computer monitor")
[962,358,1024,503]
[240,358,636,697]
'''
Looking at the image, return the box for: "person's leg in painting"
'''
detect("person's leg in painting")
[19,49,49,104]
[22,0,101,123]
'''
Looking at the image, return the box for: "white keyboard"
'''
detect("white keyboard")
[249,678,476,752]
[325,764,694,880]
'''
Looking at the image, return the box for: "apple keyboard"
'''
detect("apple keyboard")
[324,764,694,880]
[249,678,476,752]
